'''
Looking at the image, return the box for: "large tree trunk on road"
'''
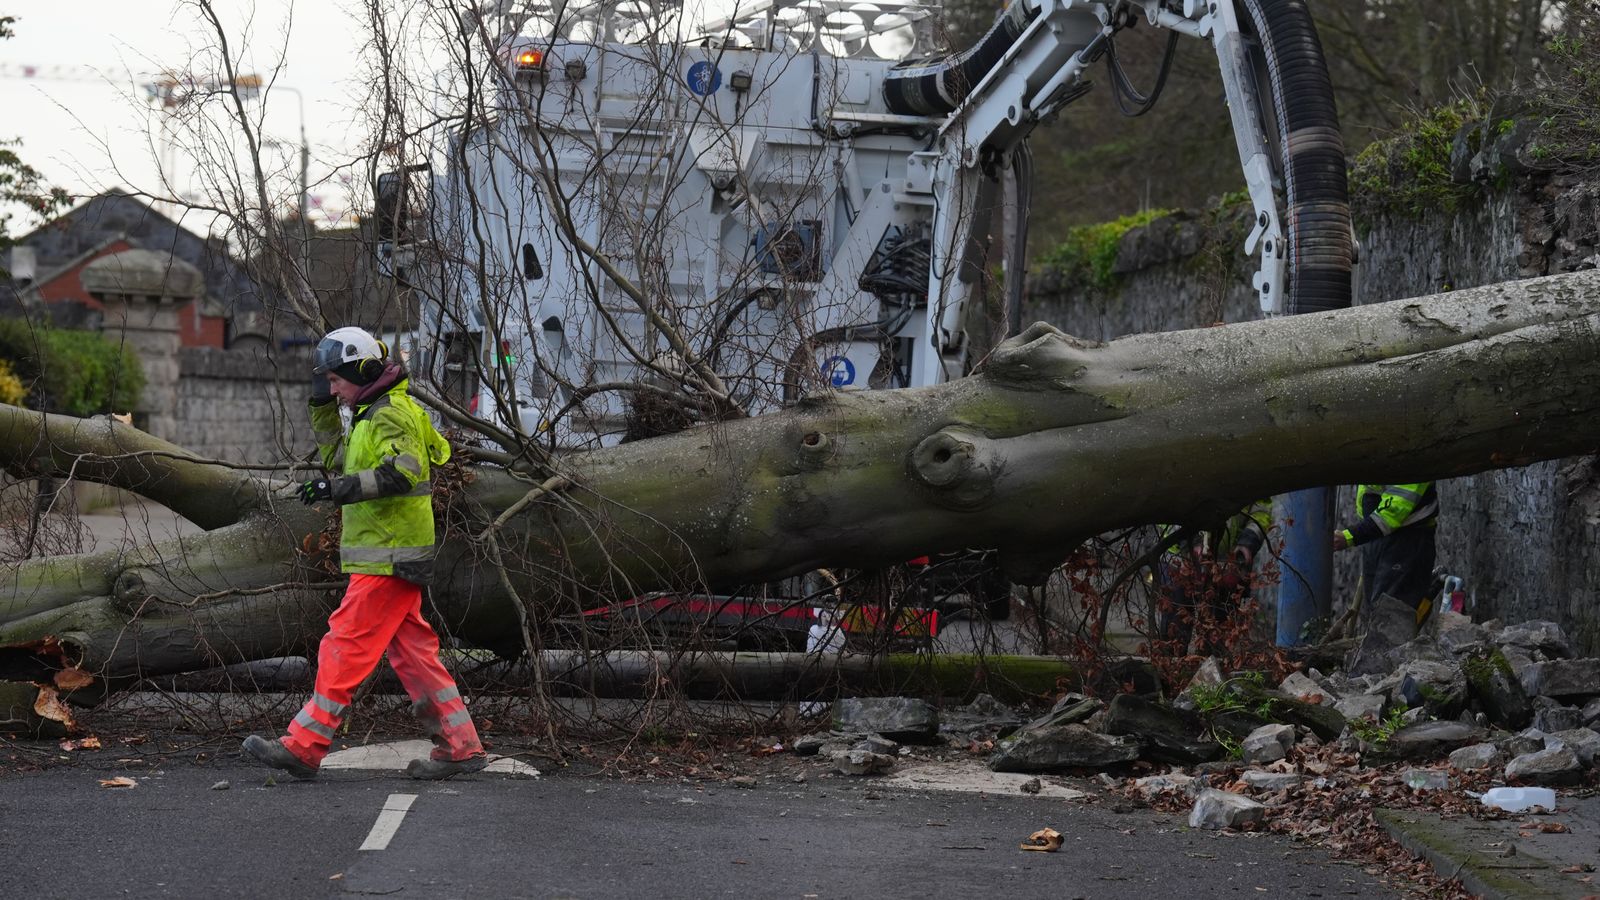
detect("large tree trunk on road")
[3,269,1599,712]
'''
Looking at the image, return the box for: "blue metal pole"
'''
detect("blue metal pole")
[1276,486,1333,646]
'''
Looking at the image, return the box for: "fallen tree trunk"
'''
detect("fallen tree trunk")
[152,651,1079,704]
[3,269,1599,700]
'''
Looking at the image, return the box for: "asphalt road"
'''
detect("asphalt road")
[1,759,1401,899]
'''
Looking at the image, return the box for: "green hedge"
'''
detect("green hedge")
[0,317,144,416]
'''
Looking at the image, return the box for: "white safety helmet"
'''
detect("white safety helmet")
[312,326,388,382]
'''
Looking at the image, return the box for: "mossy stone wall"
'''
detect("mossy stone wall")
[1025,175,1600,650]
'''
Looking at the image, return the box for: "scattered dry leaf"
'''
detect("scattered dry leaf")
[32,685,75,730]
[53,667,94,691]
[1539,822,1571,834]
[98,777,137,789]
[1019,827,1063,852]
[59,736,101,751]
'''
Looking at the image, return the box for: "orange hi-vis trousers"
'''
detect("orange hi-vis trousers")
[282,573,483,766]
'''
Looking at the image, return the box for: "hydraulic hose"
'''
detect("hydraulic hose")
[882,0,1037,116]
[1238,0,1352,314]
[1238,0,1349,648]
[880,0,1349,316]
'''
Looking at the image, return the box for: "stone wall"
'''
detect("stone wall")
[174,347,316,465]
[1025,175,1600,650]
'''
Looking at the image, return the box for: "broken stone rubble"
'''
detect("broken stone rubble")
[832,697,939,743]
[1239,770,1303,792]
[792,612,1600,804]
[1447,742,1504,771]
[1241,724,1295,765]
[1189,789,1266,830]
[1503,745,1583,785]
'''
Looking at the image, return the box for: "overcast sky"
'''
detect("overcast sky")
[2,1,367,232]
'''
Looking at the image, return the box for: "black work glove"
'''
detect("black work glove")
[311,371,333,406]
[298,478,334,505]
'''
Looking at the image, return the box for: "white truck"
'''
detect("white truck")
[378,0,1352,450]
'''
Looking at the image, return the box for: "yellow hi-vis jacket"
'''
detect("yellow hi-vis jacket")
[1160,498,1272,559]
[1339,483,1438,548]
[309,378,451,582]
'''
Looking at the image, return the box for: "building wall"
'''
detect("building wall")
[35,239,131,309]
[32,239,228,350]
[174,347,317,464]
[1025,173,1600,649]
[177,302,227,348]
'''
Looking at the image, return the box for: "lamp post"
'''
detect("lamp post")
[275,85,310,227]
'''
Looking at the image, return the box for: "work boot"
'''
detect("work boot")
[242,734,319,780]
[405,753,489,780]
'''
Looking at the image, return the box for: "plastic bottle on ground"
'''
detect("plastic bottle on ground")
[1479,786,1557,813]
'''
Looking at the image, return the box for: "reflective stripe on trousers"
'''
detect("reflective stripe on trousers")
[412,683,482,762]
[283,573,483,765]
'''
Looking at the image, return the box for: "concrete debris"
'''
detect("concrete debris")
[1279,671,1333,705]
[939,693,1025,737]
[1532,697,1587,734]
[851,735,901,756]
[832,749,896,776]
[1520,659,1600,700]
[790,612,1600,790]
[987,724,1139,773]
[1500,728,1549,758]
[1334,694,1385,724]
[1347,594,1422,676]
[1494,620,1573,659]
[1544,728,1600,766]
[1503,746,1583,785]
[1461,650,1533,730]
[793,731,865,757]
[1241,724,1296,765]
[1428,612,1488,656]
[1240,770,1303,792]
[1498,645,1538,686]
[1132,772,1196,798]
[1380,720,1487,760]
[1101,693,1220,764]
[1018,693,1102,733]
[1447,742,1504,771]
[1393,660,1468,719]
[833,697,939,743]
[1189,789,1266,830]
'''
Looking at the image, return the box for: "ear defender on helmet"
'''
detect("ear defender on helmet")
[357,341,388,381]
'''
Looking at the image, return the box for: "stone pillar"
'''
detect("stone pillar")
[81,249,205,443]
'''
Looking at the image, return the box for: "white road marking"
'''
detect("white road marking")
[322,740,540,778]
[359,793,418,851]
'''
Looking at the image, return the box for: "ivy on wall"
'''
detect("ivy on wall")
[1035,207,1175,293]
